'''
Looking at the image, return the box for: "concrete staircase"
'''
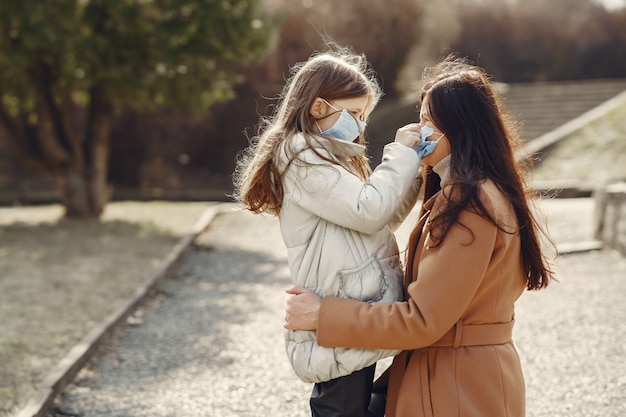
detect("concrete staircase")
[367,78,626,164]
[500,78,626,141]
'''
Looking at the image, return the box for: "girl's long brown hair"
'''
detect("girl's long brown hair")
[233,49,381,216]
[419,56,554,290]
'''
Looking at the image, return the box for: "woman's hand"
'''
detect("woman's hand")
[394,123,421,148]
[284,286,321,330]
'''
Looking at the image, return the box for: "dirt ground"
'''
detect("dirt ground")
[0,194,606,417]
[0,202,214,417]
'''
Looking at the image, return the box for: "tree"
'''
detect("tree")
[445,0,626,82]
[322,0,425,98]
[0,0,275,218]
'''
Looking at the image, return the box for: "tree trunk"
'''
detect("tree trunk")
[1,102,113,219]
[58,146,112,219]
[58,167,93,218]
[60,87,113,219]
[85,93,113,219]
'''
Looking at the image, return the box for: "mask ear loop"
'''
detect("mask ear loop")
[424,123,445,143]
[431,131,446,142]
[314,119,323,133]
[316,98,366,138]
[314,110,361,135]
[320,98,340,111]
[313,98,339,134]
[320,97,366,125]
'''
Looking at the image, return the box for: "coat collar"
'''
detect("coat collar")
[404,189,444,288]
[422,190,441,211]
[293,132,367,158]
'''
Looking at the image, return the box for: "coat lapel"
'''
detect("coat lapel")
[404,192,439,288]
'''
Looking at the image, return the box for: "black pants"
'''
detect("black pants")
[310,364,376,417]
[366,384,387,417]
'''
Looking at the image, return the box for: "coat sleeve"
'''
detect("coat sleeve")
[316,202,499,350]
[284,142,419,235]
[387,176,422,233]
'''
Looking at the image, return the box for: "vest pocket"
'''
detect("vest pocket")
[337,256,388,303]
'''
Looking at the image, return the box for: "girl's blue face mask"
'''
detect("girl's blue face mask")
[316,99,366,142]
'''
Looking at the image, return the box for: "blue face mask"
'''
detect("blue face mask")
[420,125,435,142]
[420,124,445,142]
[413,125,440,158]
[317,100,366,142]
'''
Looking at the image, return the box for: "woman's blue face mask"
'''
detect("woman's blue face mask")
[316,99,366,142]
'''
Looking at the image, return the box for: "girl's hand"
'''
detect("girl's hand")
[394,123,421,148]
[284,286,321,330]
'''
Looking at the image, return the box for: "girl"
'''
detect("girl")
[285,55,556,417]
[234,49,436,417]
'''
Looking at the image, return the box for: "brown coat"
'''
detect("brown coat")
[317,179,528,417]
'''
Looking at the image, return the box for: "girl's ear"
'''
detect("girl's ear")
[310,98,326,118]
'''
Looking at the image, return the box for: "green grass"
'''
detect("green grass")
[533,101,626,185]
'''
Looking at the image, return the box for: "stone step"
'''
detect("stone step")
[502,78,626,139]
[367,78,626,163]
[503,78,626,93]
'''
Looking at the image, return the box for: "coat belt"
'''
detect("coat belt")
[430,319,514,348]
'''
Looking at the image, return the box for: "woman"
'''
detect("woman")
[284,56,555,417]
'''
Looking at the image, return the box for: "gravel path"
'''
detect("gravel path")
[48,200,626,417]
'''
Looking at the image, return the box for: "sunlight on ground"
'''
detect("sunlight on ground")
[0,201,213,417]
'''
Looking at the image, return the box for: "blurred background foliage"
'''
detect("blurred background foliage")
[1,0,625,216]
[0,0,275,217]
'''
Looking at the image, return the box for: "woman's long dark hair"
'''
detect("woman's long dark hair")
[419,56,554,290]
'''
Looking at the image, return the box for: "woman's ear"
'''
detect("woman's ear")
[310,98,326,118]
